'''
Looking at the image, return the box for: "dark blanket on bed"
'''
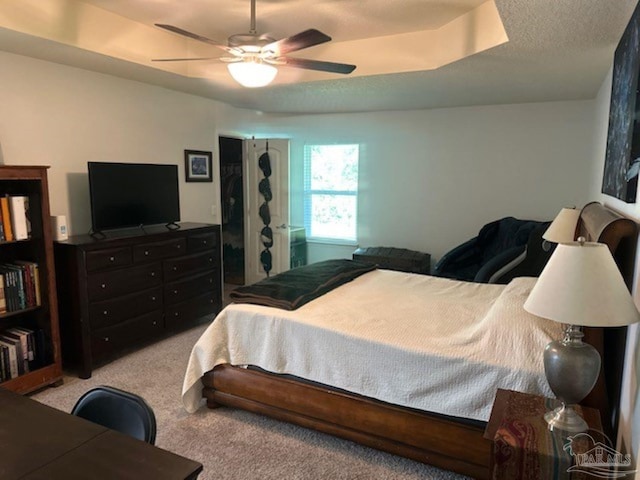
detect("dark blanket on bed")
[229,259,377,310]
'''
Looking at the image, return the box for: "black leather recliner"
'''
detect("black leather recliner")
[433,217,552,284]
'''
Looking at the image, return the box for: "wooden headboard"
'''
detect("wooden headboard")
[578,201,637,440]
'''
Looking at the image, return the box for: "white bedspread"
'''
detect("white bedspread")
[182,270,563,421]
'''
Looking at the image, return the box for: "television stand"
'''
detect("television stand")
[54,222,222,378]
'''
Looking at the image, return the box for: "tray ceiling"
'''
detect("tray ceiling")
[0,0,636,113]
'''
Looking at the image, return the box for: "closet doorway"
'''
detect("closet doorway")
[219,136,245,285]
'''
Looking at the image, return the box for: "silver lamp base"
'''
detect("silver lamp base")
[543,324,601,433]
[544,403,588,433]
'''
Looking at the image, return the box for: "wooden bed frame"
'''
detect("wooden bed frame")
[201,202,637,479]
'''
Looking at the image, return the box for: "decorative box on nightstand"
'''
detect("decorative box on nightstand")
[352,246,431,274]
[484,389,608,480]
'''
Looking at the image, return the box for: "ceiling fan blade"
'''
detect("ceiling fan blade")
[152,57,219,62]
[264,29,331,56]
[155,24,240,54]
[280,57,356,74]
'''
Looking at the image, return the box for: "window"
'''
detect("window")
[303,144,359,243]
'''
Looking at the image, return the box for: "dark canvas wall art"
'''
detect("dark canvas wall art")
[602,1,640,203]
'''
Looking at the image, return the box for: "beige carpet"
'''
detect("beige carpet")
[32,322,470,480]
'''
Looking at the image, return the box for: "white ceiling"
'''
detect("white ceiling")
[0,0,636,114]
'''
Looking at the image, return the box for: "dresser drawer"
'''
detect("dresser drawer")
[164,269,219,306]
[85,247,132,272]
[89,286,163,329]
[91,310,163,358]
[88,262,162,301]
[188,232,218,253]
[165,290,220,329]
[163,251,218,282]
[133,238,186,263]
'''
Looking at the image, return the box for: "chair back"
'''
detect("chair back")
[71,386,157,444]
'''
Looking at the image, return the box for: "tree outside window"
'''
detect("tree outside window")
[303,144,359,242]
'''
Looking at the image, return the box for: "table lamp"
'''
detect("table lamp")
[543,207,580,244]
[524,238,640,432]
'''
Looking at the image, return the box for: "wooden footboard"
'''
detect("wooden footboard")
[202,365,492,479]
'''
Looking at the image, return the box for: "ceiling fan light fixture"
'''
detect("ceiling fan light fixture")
[227,59,277,88]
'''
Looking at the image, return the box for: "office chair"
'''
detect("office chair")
[71,385,157,444]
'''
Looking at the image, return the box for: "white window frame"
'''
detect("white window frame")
[303,144,359,244]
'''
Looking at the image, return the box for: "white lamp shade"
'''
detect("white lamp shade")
[543,208,580,243]
[524,241,640,327]
[227,61,277,88]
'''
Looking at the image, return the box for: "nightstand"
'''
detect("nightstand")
[352,246,431,274]
[484,389,604,480]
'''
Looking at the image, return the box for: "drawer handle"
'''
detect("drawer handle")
[104,337,110,342]
[101,283,106,289]
[176,244,182,249]
[173,289,178,294]
[151,272,156,277]
[151,296,156,301]
[203,240,207,245]
[103,310,108,316]
[210,299,214,304]
[174,312,179,317]
[173,266,178,271]
[109,256,115,262]
[152,321,157,326]
[209,278,213,284]
[208,257,213,263]
[145,250,150,256]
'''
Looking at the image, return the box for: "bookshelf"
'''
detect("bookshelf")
[0,166,62,393]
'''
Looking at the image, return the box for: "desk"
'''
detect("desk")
[0,388,203,479]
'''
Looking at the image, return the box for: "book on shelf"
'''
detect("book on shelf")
[2,265,25,310]
[2,330,28,374]
[0,327,45,380]
[0,267,16,312]
[14,261,37,308]
[24,197,32,238]
[0,205,5,242]
[10,327,35,363]
[0,343,8,381]
[0,196,12,242]
[34,264,41,306]
[8,196,29,241]
[8,268,19,311]
[0,338,19,379]
[0,261,40,313]
[0,275,5,314]
[1,269,12,312]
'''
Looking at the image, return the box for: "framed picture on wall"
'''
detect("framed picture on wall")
[602,1,640,203]
[184,150,213,182]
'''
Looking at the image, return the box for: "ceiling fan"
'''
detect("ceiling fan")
[153,0,356,88]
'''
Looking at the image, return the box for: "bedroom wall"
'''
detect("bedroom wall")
[0,50,258,236]
[0,49,597,267]
[243,101,597,264]
[590,66,640,464]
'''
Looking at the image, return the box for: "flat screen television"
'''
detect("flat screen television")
[88,162,180,232]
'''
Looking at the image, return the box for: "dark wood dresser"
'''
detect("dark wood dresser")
[54,223,221,378]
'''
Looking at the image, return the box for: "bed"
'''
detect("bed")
[182,202,636,479]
